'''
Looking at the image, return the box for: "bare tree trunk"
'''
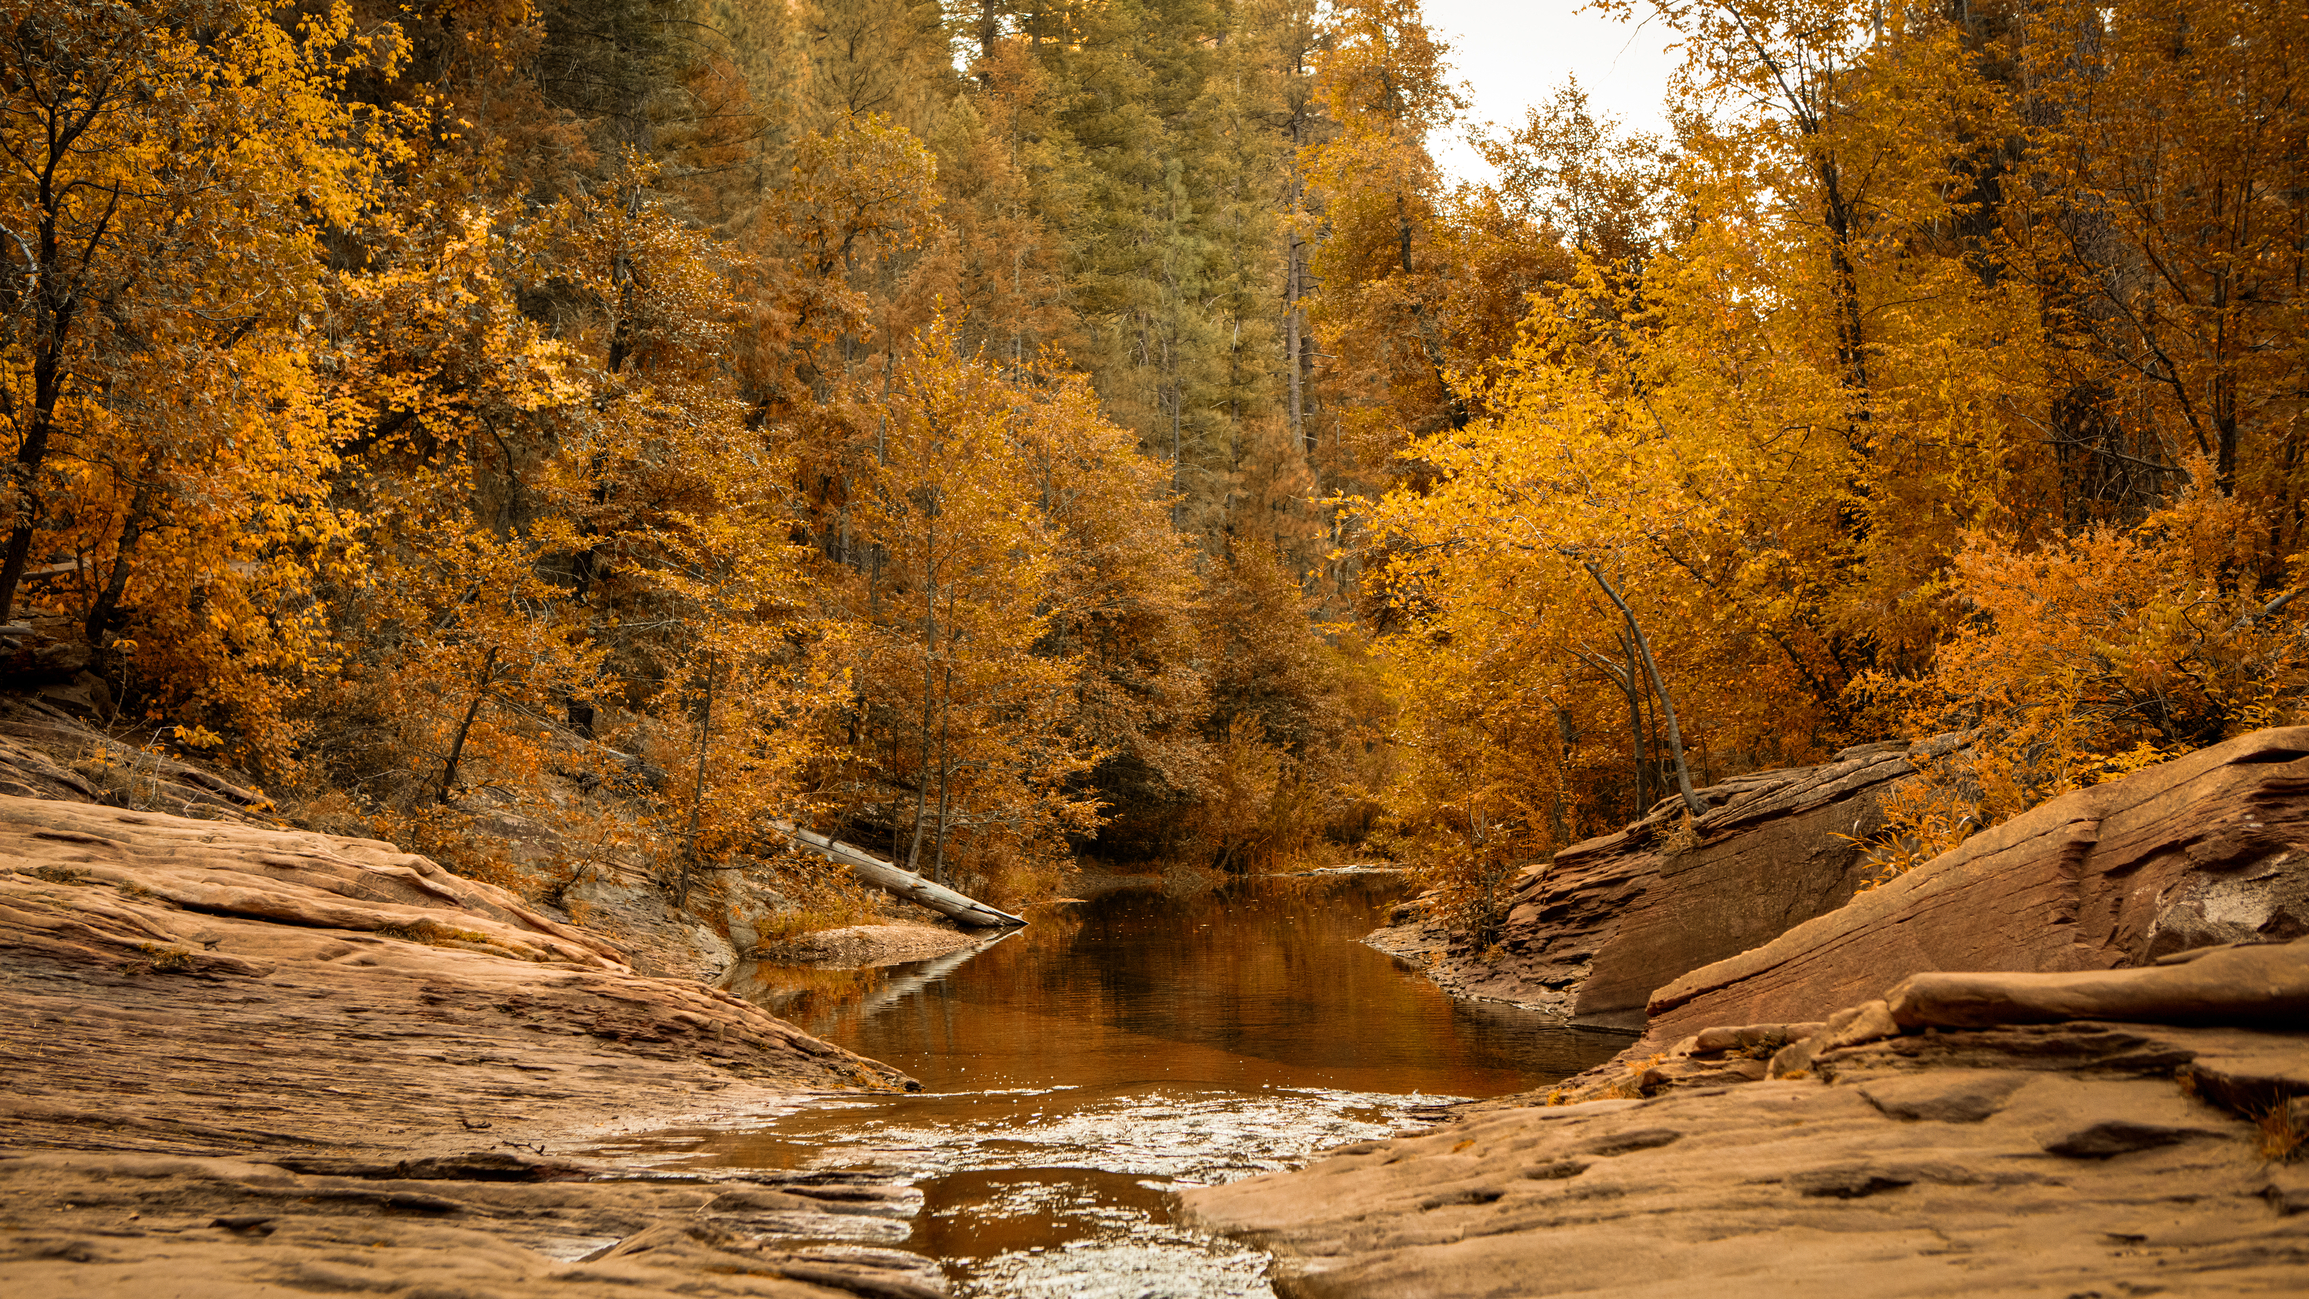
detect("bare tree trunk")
[674,654,715,909]
[930,570,959,885]
[86,455,161,644]
[438,648,500,805]
[1286,221,1307,454]
[1612,629,1651,815]
[932,656,954,885]
[776,822,1026,927]
[1636,639,1663,801]
[1585,563,1703,818]
[907,503,937,873]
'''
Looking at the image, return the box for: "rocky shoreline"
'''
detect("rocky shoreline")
[1362,739,1936,1026]
[10,723,2309,1296]
[1185,729,2309,1295]
[0,796,949,1297]
[1181,1002,2306,1296]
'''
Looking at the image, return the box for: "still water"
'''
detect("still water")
[593,873,1626,1296]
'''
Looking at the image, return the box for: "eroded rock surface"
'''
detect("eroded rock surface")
[1642,728,2309,1051]
[0,797,934,1296]
[1367,740,1934,1026]
[0,1151,943,1298]
[1183,985,2309,1297]
[0,797,913,1148]
[558,866,742,981]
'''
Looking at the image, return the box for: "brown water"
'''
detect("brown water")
[590,872,1627,1296]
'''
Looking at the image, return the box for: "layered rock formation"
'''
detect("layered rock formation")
[1368,739,1940,1026]
[1181,992,2307,1296]
[0,797,914,1145]
[0,796,938,1297]
[1183,943,2309,1297]
[1640,726,2309,1053]
[1187,734,2309,1296]
[0,1151,944,1299]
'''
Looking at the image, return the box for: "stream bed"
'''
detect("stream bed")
[585,873,1627,1296]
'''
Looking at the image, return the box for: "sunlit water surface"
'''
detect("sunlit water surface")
[586,873,1626,1296]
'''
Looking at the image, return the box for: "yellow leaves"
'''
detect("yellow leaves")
[1867,465,2309,868]
[811,321,1185,883]
[169,725,224,750]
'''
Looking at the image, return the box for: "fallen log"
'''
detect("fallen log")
[773,822,1028,929]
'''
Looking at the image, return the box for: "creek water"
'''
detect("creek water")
[590,872,1627,1296]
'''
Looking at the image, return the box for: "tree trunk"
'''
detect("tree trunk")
[0,134,93,627]
[775,822,1026,928]
[0,295,74,626]
[438,648,500,805]
[1610,630,1650,816]
[86,457,161,644]
[907,501,938,873]
[674,655,715,909]
[1549,700,1576,845]
[1584,564,1703,817]
[931,593,957,885]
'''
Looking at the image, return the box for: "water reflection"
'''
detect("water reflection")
[601,874,1628,1296]
[770,874,1619,1095]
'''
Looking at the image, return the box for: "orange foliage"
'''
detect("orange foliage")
[1870,470,2309,870]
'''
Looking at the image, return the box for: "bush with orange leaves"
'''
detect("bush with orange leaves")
[1865,469,2309,875]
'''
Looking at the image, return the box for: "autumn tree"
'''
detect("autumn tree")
[310,144,849,886]
[0,0,413,771]
[1300,0,1465,476]
[1353,0,2309,889]
[2002,0,2309,537]
[833,325,1105,897]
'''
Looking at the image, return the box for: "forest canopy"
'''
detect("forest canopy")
[2,0,2302,911]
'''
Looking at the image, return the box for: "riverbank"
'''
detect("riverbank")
[588,870,1617,1297]
[1181,1008,2307,1296]
[1361,740,1935,1025]
[1184,732,2309,1295]
[0,796,948,1298]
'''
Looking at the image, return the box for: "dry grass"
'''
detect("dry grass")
[71,744,167,811]
[2258,1101,2306,1164]
[373,919,497,949]
[129,943,194,973]
[751,890,882,943]
[1657,808,1701,857]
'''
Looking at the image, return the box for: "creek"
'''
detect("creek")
[587,872,1626,1296]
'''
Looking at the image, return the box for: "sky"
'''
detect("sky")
[1419,1,1683,184]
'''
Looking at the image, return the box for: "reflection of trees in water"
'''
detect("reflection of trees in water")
[723,876,1623,1096]
[1444,1000,1632,1077]
[722,960,885,1022]
[886,875,1465,1072]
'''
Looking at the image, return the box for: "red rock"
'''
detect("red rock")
[0,796,914,1162]
[1641,728,2309,1050]
[1370,740,1934,1026]
[1884,941,2309,1030]
[1180,1019,2309,1298]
